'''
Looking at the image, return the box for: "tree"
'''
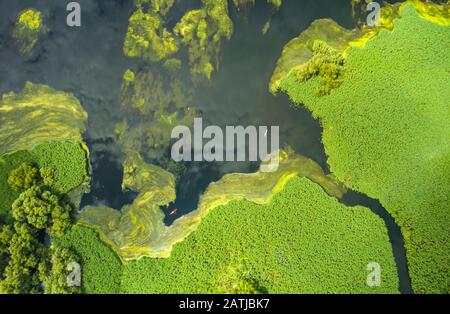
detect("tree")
[39,246,81,294]
[296,40,345,96]
[0,224,80,294]
[124,9,179,62]
[11,186,72,237]
[0,223,45,294]
[39,166,55,188]
[7,162,39,191]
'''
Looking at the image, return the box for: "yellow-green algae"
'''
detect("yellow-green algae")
[78,150,346,261]
[120,66,192,116]
[79,151,176,260]
[0,83,89,223]
[270,0,450,94]
[0,82,87,156]
[273,2,450,293]
[12,9,46,56]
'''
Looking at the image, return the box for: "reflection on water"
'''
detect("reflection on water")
[79,138,137,210]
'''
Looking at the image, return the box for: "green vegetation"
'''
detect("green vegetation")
[0,142,88,223]
[58,177,396,294]
[0,82,87,156]
[0,174,80,294]
[269,18,363,94]
[0,83,88,294]
[32,142,88,194]
[274,3,450,293]
[0,151,34,224]
[173,0,233,80]
[296,40,345,96]
[79,150,346,260]
[1,159,82,293]
[38,246,81,294]
[123,8,179,62]
[124,0,251,80]
[7,163,39,191]
[55,225,122,294]
[134,0,176,17]
[0,83,88,223]
[0,223,45,294]
[233,0,283,10]
[12,9,46,56]
[269,0,282,8]
[12,186,72,238]
[0,221,81,294]
[120,177,397,293]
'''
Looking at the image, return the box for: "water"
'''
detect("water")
[0,0,412,293]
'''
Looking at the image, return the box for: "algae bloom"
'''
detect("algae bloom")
[12,9,46,56]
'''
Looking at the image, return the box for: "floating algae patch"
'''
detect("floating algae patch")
[78,151,176,260]
[0,82,87,156]
[0,83,89,223]
[79,150,346,260]
[273,2,450,293]
[120,177,397,293]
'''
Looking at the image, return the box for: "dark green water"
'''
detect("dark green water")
[0,0,412,293]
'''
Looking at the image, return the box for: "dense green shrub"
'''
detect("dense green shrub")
[55,226,123,294]
[0,141,88,223]
[0,222,80,294]
[0,142,85,293]
[0,151,35,223]
[32,141,88,194]
[12,186,72,237]
[0,223,46,294]
[278,5,450,293]
[120,177,398,293]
